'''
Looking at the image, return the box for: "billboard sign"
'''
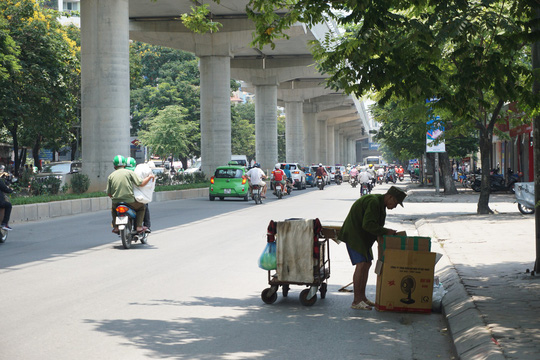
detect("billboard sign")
[426,116,445,153]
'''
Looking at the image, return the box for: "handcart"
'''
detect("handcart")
[260,219,337,306]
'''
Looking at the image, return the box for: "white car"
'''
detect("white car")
[280,163,306,189]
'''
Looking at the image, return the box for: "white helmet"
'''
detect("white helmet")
[318,163,323,167]
[275,164,280,169]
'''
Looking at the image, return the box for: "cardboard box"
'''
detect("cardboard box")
[378,235,431,261]
[375,249,436,313]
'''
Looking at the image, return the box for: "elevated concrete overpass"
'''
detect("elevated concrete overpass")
[81,0,372,190]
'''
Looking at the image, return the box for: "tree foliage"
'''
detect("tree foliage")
[239,0,540,214]
[138,105,199,161]
[0,0,80,173]
[231,102,256,162]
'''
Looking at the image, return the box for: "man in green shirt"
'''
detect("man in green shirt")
[107,155,155,233]
[339,186,407,310]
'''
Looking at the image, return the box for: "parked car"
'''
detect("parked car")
[184,160,202,174]
[281,163,306,189]
[36,161,82,188]
[209,165,249,201]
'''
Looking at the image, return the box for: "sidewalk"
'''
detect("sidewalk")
[407,185,540,360]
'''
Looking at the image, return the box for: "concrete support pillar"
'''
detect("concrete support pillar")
[285,101,304,163]
[199,56,232,178]
[318,119,327,164]
[350,139,357,164]
[334,129,340,165]
[341,135,347,164]
[81,0,130,192]
[327,125,335,165]
[255,84,278,172]
[303,103,317,165]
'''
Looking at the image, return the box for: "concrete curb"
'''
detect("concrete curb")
[416,220,506,360]
[10,188,209,224]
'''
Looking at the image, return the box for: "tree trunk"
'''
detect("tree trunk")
[439,151,458,194]
[32,136,41,171]
[8,126,19,175]
[477,126,493,214]
[180,156,188,170]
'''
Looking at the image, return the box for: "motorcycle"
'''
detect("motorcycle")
[360,182,370,197]
[349,175,358,188]
[114,203,149,249]
[515,182,535,214]
[252,184,263,204]
[471,171,520,193]
[377,174,384,185]
[398,173,404,182]
[317,175,325,190]
[273,180,292,199]
[335,174,343,185]
[385,172,397,184]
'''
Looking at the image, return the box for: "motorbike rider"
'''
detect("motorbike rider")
[349,166,359,183]
[335,167,343,182]
[358,168,373,193]
[315,163,328,182]
[0,165,14,231]
[247,162,268,198]
[126,157,153,233]
[367,164,376,187]
[376,166,385,182]
[107,155,155,234]
[397,165,405,179]
[271,164,287,194]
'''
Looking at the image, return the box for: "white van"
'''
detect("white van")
[230,155,248,167]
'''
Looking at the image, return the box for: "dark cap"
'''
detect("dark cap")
[387,186,407,207]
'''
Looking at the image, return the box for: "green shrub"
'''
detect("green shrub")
[155,172,171,186]
[70,173,90,194]
[30,176,62,195]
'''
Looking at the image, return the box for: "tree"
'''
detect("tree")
[231,103,256,162]
[129,42,201,168]
[138,105,199,161]
[372,97,478,193]
[0,1,79,173]
[240,0,540,214]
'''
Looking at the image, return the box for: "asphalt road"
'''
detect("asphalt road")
[0,181,457,360]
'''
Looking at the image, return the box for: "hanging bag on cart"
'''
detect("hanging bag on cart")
[258,242,277,270]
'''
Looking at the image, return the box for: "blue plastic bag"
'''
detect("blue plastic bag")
[258,242,277,270]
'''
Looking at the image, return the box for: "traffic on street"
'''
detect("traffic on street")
[0,178,470,360]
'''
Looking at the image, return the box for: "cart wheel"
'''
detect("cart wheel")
[261,288,278,304]
[319,283,327,299]
[299,289,317,306]
[282,284,290,297]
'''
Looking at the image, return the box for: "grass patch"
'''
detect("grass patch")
[10,183,209,205]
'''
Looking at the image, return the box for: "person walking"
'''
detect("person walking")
[339,186,407,310]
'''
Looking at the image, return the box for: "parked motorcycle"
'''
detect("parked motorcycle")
[471,172,520,193]
[317,175,325,190]
[514,182,535,214]
[114,203,149,249]
[349,176,358,188]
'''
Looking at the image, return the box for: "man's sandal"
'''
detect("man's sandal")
[351,301,372,310]
[365,299,376,307]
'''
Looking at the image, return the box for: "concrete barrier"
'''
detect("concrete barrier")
[10,188,209,224]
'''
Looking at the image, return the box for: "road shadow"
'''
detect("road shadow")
[84,284,450,359]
